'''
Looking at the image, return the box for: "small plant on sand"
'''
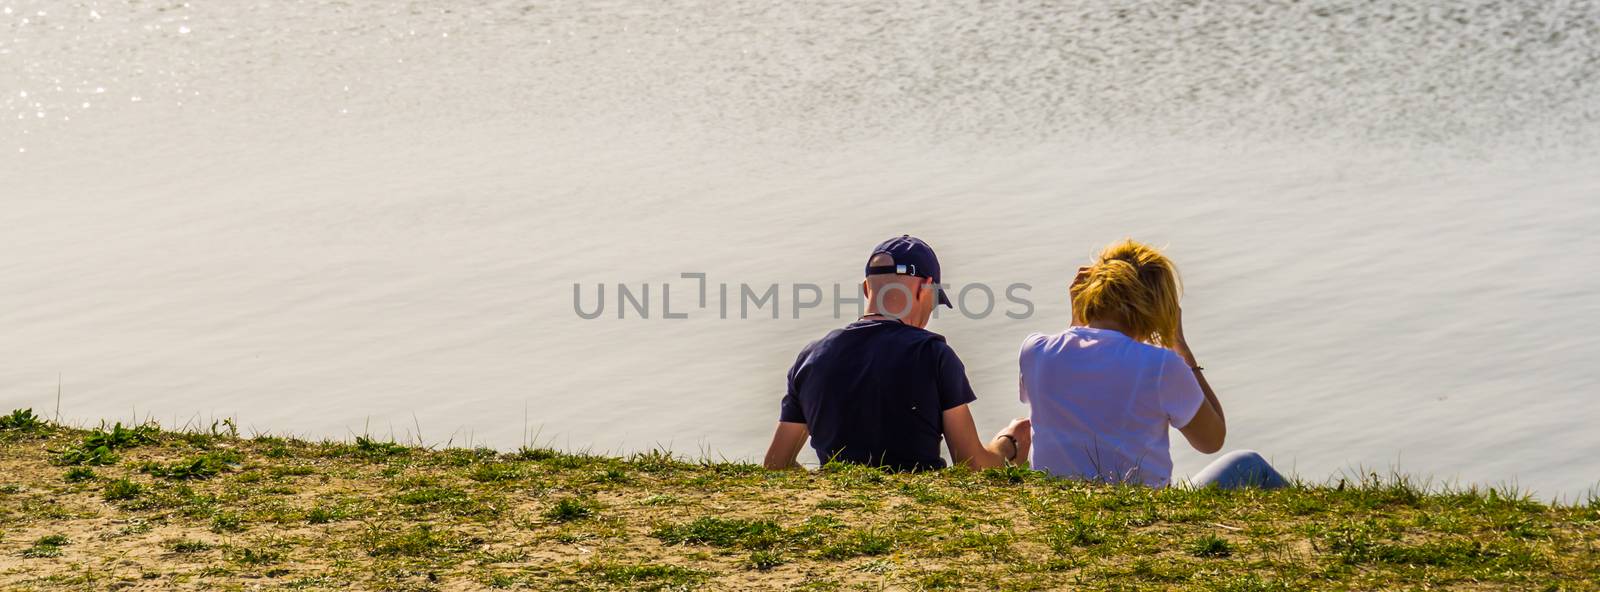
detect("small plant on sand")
[55,444,118,466]
[576,561,710,589]
[164,538,214,554]
[543,497,597,522]
[141,450,241,480]
[306,504,352,524]
[22,534,70,558]
[628,448,690,473]
[1190,533,1234,558]
[103,478,144,501]
[226,545,283,565]
[0,408,43,432]
[393,485,496,517]
[467,462,522,483]
[211,511,245,533]
[746,549,787,570]
[63,466,97,482]
[514,446,560,461]
[352,436,409,458]
[821,529,895,559]
[56,422,158,466]
[1046,515,1110,551]
[363,524,476,557]
[82,423,158,450]
[652,517,790,550]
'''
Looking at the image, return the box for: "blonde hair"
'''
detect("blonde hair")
[1072,239,1183,347]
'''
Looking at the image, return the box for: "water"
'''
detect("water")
[3,0,1598,499]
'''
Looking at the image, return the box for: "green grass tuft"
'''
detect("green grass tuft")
[0,408,44,432]
[21,534,70,558]
[746,549,786,570]
[628,449,691,473]
[211,511,245,533]
[103,478,144,501]
[141,450,241,480]
[467,462,522,483]
[55,422,158,466]
[226,545,283,565]
[653,517,787,549]
[576,561,710,591]
[819,529,894,559]
[82,422,159,450]
[55,445,118,466]
[592,467,630,484]
[396,485,469,505]
[363,524,477,557]
[164,538,213,553]
[345,436,409,459]
[542,497,597,522]
[514,446,560,461]
[1046,515,1111,552]
[306,504,350,524]
[1189,533,1234,558]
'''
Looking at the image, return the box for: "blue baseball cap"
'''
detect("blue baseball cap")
[864,235,952,307]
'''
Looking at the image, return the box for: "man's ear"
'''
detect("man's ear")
[860,279,871,299]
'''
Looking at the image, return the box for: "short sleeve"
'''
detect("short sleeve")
[1018,332,1046,404]
[1157,350,1206,429]
[934,343,980,411]
[778,350,808,424]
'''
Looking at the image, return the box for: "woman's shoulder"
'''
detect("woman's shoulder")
[1019,330,1064,352]
[1115,336,1183,364]
[1017,331,1056,369]
[1021,328,1180,366]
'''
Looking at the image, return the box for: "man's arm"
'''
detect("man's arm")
[762,422,809,470]
[942,404,1030,469]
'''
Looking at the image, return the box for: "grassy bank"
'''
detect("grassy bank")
[0,409,1595,591]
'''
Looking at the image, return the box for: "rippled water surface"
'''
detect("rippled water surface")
[3,0,1598,498]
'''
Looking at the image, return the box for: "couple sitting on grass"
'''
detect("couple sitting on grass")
[763,235,1286,489]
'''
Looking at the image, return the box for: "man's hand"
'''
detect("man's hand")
[945,406,1030,469]
[996,418,1032,464]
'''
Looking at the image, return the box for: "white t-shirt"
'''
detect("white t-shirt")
[1019,327,1205,487]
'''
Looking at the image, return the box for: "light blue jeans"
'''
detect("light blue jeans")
[1189,450,1288,489]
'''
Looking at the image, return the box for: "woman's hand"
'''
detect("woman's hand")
[1172,306,1199,368]
[997,417,1032,464]
[1068,266,1091,326]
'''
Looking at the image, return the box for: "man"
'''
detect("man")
[762,235,1031,471]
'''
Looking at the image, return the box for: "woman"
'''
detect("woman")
[1019,239,1285,489]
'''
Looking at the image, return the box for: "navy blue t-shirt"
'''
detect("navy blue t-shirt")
[779,319,979,471]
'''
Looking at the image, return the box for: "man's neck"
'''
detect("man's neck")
[860,312,904,324]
